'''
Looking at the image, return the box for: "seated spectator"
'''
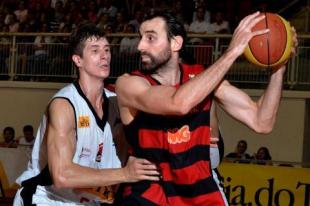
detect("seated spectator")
[225,140,252,163]
[128,10,145,33]
[18,125,35,147]
[114,11,128,33]
[192,0,211,24]
[5,12,19,32]
[0,126,18,148]
[188,6,213,44]
[210,11,230,34]
[49,0,65,32]
[119,23,139,54]
[252,146,272,165]
[14,0,28,23]
[97,0,118,19]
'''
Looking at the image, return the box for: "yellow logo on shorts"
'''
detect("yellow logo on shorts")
[78,116,90,128]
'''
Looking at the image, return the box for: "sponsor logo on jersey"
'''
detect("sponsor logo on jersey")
[78,116,90,128]
[79,147,91,158]
[96,143,104,162]
[167,125,191,144]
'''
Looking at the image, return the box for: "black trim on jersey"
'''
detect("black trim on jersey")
[131,64,184,86]
[140,145,210,169]
[51,97,78,140]
[162,176,219,197]
[73,81,109,133]
[20,165,53,206]
[128,110,210,131]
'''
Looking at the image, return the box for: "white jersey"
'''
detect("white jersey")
[15,82,121,205]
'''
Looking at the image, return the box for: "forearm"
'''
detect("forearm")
[256,67,285,132]
[174,49,239,112]
[52,164,127,189]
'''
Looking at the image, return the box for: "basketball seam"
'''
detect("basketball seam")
[265,12,270,66]
[273,15,288,66]
[248,13,268,66]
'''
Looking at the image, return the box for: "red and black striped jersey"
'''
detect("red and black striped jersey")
[122,64,226,206]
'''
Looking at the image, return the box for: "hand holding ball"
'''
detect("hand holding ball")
[244,13,293,67]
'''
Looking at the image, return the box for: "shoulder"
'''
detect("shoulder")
[53,83,76,98]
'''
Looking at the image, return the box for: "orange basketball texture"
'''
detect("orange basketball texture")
[244,13,293,67]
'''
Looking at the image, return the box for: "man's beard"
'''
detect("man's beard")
[140,49,171,74]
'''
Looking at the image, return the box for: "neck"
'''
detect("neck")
[78,77,105,108]
[151,60,181,86]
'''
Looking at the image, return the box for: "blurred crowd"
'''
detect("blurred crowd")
[0,0,274,39]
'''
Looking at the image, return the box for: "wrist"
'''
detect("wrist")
[119,168,129,183]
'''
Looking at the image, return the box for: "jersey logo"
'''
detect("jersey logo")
[78,116,90,128]
[96,143,104,162]
[167,125,191,144]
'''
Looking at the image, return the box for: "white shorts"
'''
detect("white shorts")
[212,169,230,206]
[13,186,97,206]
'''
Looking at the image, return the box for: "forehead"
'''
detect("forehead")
[84,36,109,47]
[140,17,167,35]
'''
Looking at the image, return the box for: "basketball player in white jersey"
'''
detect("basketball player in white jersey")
[13,23,160,206]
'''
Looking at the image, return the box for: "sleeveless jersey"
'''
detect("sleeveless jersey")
[16,82,121,205]
[122,64,226,205]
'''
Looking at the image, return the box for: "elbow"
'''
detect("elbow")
[253,122,274,134]
[52,171,70,189]
[254,127,273,134]
[174,100,192,116]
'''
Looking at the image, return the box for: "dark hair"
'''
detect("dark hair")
[23,125,33,132]
[257,147,272,160]
[3,126,15,136]
[69,23,106,57]
[144,12,187,55]
[238,140,247,148]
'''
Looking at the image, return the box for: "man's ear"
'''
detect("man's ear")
[171,36,183,52]
[72,54,82,68]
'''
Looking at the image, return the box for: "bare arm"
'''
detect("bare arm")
[214,25,298,134]
[116,12,268,119]
[47,99,160,189]
[214,68,284,134]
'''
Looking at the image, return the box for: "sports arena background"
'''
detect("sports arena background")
[0,0,309,205]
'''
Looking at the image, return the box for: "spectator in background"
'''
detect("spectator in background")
[97,0,118,19]
[49,0,65,32]
[33,23,53,55]
[14,0,28,23]
[0,126,18,148]
[252,146,272,165]
[114,11,128,33]
[50,0,66,9]
[5,12,19,32]
[96,13,110,32]
[18,125,35,147]
[128,10,145,33]
[119,23,139,54]
[188,6,213,43]
[192,0,210,24]
[210,11,230,34]
[87,0,98,23]
[225,140,252,163]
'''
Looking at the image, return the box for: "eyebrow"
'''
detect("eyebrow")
[141,30,157,35]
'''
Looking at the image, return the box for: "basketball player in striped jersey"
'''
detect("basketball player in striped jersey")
[115,12,297,205]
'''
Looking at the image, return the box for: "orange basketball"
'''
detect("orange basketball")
[244,13,293,67]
